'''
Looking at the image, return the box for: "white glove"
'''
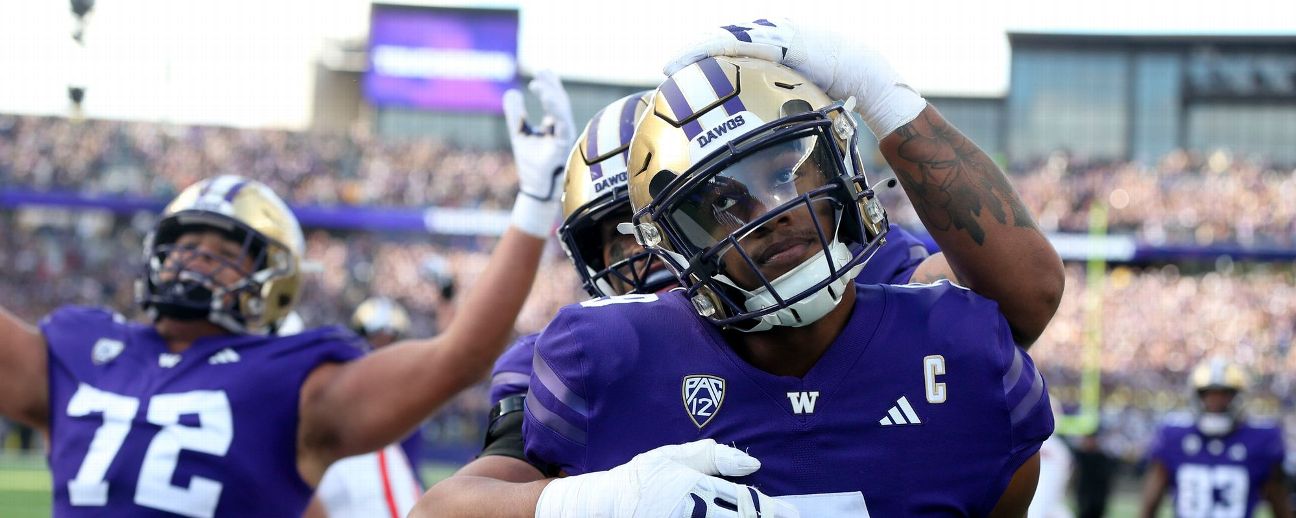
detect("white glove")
[504,70,575,238]
[535,439,799,518]
[664,18,926,139]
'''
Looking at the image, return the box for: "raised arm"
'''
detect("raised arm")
[296,72,575,479]
[880,107,1063,345]
[0,307,49,432]
[299,227,548,472]
[663,18,1063,346]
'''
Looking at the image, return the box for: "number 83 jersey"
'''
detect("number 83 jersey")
[1148,415,1286,518]
[41,306,365,518]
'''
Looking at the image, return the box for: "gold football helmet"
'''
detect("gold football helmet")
[350,297,412,344]
[1188,357,1248,436]
[558,90,674,297]
[626,57,888,331]
[138,175,304,335]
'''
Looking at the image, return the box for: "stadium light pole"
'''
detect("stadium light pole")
[68,0,95,118]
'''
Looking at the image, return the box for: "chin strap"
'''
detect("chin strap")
[718,239,860,333]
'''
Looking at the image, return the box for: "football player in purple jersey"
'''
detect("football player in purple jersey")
[419,86,959,514]
[1139,358,1290,518]
[0,71,576,517]
[415,19,1063,518]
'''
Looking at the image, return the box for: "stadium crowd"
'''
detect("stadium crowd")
[4,113,1296,246]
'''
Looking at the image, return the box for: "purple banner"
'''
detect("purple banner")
[364,5,519,113]
[0,189,509,236]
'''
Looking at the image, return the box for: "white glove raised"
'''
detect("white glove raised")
[535,439,799,518]
[664,18,926,139]
[504,70,575,238]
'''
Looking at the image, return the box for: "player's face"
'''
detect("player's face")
[161,230,255,289]
[670,135,837,291]
[1199,388,1237,413]
[596,211,668,294]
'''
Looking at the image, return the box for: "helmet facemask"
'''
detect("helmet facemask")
[559,90,674,299]
[635,104,888,332]
[139,210,297,335]
[559,187,675,298]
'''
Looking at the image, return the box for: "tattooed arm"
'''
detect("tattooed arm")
[879,106,1063,347]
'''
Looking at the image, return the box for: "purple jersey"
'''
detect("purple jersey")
[1148,415,1285,518]
[523,285,1052,516]
[855,224,931,285]
[485,225,926,408]
[42,306,365,517]
[489,334,538,405]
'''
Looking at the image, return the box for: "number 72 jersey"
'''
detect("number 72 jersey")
[42,306,364,517]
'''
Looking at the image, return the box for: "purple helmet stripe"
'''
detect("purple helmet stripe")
[223,180,248,202]
[590,160,604,181]
[617,94,639,147]
[722,95,746,117]
[584,109,604,162]
[697,59,731,98]
[659,77,705,139]
[198,179,217,198]
[696,59,746,116]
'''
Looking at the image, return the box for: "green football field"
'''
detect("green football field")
[0,454,1275,518]
[0,454,51,517]
[0,455,460,518]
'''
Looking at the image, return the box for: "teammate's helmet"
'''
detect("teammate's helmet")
[138,175,305,335]
[627,57,888,332]
[558,91,673,297]
[350,297,412,341]
[1188,357,1248,436]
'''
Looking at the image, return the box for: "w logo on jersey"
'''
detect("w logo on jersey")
[682,375,725,428]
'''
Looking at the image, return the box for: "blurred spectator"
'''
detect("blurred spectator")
[0,113,518,209]
[1071,432,1118,518]
[878,149,1296,247]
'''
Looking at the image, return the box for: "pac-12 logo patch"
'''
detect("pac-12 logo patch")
[91,338,124,365]
[682,375,725,428]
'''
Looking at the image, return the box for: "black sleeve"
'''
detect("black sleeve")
[479,395,528,463]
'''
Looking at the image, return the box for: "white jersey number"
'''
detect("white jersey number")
[579,293,659,308]
[65,384,233,518]
[1175,464,1248,518]
[778,491,871,516]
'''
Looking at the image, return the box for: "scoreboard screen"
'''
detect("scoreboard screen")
[365,4,519,112]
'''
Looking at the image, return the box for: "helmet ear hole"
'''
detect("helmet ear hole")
[648,171,680,199]
[780,99,813,117]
